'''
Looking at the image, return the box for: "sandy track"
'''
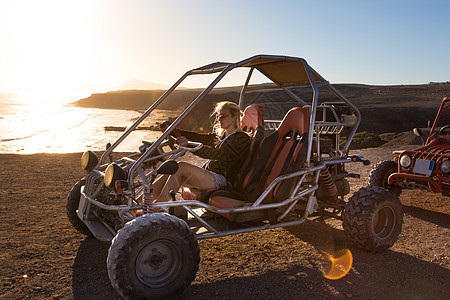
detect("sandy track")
[0,148,449,299]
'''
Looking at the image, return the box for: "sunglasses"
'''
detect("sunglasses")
[217,114,230,119]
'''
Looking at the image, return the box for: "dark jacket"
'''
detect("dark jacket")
[178,129,250,185]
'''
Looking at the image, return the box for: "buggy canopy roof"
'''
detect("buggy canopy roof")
[191,55,326,87]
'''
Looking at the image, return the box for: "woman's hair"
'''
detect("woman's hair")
[211,101,243,136]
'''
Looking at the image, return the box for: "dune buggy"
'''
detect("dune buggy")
[67,55,403,299]
[369,96,450,196]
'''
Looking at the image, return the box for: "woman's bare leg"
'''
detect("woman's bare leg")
[155,162,216,202]
[152,174,169,199]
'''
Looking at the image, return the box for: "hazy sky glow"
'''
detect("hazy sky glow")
[0,0,449,103]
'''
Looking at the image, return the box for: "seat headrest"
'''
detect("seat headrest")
[241,104,263,133]
[277,107,309,136]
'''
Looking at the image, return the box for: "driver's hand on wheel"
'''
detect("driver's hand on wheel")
[176,136,188,145]
[159,121,171,133]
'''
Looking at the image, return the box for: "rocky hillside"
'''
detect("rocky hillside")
[72,83,450,134]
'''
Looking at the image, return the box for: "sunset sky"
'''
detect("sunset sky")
[0,0,449,103]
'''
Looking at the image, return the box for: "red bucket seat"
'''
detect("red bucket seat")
[210,106,309,221]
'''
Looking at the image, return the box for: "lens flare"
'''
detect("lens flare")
[322,248,353,280]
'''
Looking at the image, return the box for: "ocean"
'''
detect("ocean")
[0,94,160,154]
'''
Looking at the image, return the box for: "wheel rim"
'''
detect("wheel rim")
[372,205,397,240]
[135,239,183,288]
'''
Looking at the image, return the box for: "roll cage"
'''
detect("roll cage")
[388,97,450,194]
[79,54,366,241]
[102,55,360,188]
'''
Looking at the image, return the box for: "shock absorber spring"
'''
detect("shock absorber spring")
[320,168,338,196]
[142,187,154,214]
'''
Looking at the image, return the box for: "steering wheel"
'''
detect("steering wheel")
[166,128,181,150]
[439,125,450,135]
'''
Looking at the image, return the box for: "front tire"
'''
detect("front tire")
[343,186,403,252]
[107,213,200,300]
[66,179,92,236]
[368,160,402,197]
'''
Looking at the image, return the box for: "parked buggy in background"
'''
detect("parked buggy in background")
[67,55,403,299]
[369,96,450,197]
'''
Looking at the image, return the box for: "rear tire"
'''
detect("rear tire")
[343,186,403,252]
[107,213,200,300]
[66,179,93,236]
[368,160,402,197]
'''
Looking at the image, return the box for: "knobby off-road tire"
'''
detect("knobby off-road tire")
[368,160,402,197]
[66,179,93,236]
[107,213,200,300]
[343,186,403,252]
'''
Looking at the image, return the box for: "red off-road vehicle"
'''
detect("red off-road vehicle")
[369,96,450,196]
[67,55,403,299]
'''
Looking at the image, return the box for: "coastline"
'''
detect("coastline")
[0,103,180,154]
[71,84,450,134]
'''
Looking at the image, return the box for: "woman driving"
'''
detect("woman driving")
[153,101,250,202]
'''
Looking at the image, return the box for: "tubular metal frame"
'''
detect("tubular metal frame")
[79,54,363,242]
[101,55,361,185]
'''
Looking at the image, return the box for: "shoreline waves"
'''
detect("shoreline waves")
[0,100,176,154]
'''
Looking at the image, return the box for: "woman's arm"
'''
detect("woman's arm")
[175,129,217,146]
[193,132,250,161]
[196,131,250,184]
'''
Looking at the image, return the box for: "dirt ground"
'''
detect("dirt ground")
[1,146,449,299]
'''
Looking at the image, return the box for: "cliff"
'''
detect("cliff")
[72,83,450,134]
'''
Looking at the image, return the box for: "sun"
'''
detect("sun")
[4,0,98,103]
